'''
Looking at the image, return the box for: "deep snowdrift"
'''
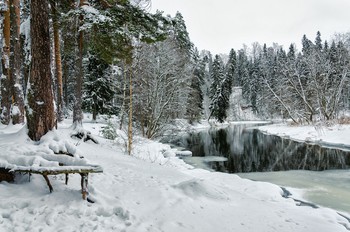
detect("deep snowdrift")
[0,120,349,232]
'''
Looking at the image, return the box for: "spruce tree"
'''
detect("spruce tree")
[315,31,322,51]
[209,55,229,122]
[287,44,296,60]
[82,50,116,121]
[302,34,313,55]
[186,48,204,123]
[226,49,236,87]
[324,40,329,53]
[236,49,250,99]
[249,57,261,113]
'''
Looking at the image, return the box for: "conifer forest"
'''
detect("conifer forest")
[1,0,350,141]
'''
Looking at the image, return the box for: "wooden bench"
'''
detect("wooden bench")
[11,165,103,200]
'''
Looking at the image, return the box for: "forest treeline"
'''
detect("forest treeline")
[231,32,350,124]
[0,0,350,147]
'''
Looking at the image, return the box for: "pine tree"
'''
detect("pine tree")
[73,0,87,128]
[26,0,55,141]
[49,0,64,122]
[172,12,193,55]
[1,0,11,125]
[60,1,75,112]
[0,0,26,125]
[9,0,24,125]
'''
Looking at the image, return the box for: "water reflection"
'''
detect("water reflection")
[172,124,350,173]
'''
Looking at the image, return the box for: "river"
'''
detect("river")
[165,123,350,214]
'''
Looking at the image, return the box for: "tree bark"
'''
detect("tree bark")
[20,0,30,99]
[1,0,11,125]
[10,0,25,125]
[26,0,55,141]
[62,37,70,112]
[50,0,64,122]
[62,0,76,112]
[72,0,87,128]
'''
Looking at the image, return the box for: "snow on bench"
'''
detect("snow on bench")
[1,162,103,201]
[12,164,103,200]
[0,129,103,201]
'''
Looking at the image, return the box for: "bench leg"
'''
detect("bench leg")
[42,174,53,193]
[80,174,88,200]
[65,174,69,185]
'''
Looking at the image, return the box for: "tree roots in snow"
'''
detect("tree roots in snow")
[71,131,99,144]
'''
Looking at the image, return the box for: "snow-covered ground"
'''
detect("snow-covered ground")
[259,123,350,149]
[0,119,349,232]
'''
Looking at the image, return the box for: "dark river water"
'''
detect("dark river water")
[168,123,350,173]
[164,123,350,214]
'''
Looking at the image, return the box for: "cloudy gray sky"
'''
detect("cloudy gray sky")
[150,0,350,54]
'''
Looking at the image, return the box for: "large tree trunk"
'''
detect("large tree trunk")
[26,0,55,141]
[1,0,11,125]
[10,0,25,124]
[72,0,86,128]
[50,0,64,122]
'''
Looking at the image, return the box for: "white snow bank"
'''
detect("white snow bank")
[259,123,350,148]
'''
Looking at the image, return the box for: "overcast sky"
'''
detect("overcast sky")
[150,0,350,54]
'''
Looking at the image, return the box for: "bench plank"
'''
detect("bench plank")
[11,165,103,175]
[10,165,102,200]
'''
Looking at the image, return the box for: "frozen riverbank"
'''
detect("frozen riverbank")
[258,123,350,149]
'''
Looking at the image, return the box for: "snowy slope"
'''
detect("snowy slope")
[0,120,349,232]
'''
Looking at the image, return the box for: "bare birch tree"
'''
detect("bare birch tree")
[134,38,191,138]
